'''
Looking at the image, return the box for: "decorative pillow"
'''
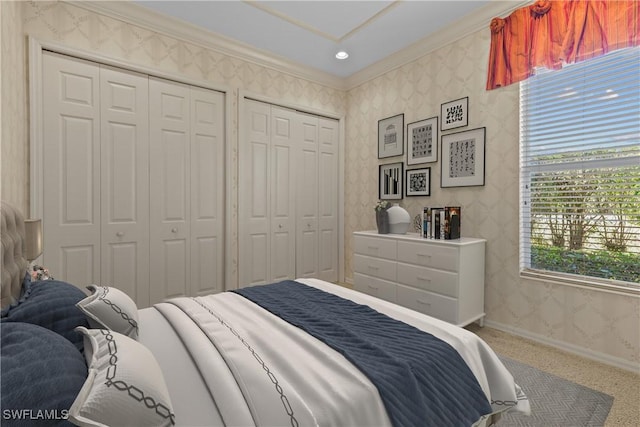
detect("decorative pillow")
[76,285,139,339]
[1,280,90,352]
[69,327,175,427]
[1,322,88,427]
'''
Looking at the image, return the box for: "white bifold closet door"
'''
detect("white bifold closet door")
[41,51,224,307]
[149,78,224,305]
[239,99,338,287]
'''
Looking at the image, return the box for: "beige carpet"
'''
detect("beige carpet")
[466,324,640,427]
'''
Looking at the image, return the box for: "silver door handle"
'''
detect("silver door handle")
[116,232,124,237]
[171,228,178,233]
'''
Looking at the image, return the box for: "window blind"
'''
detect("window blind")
[520,47,640,289]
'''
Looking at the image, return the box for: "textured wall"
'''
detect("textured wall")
[345,30,639,368]
[1,0,28,213]
[2,1,638,368]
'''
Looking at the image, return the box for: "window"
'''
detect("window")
[520,47,640,292]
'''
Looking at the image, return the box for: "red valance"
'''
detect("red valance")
[486,0,640,90]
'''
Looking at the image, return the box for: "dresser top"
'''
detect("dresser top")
[354,230,486,246]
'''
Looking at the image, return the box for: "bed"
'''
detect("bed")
[1,201,529,426]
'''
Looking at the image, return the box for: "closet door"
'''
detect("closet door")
[190,87,225,296]
[100,65,150,305]
[317,117,339,282]
[295,115,339,282]
[239,100,296,287]
[149,77,191,304]
[270,106,297,282]
[296,114,319,278]
[42,52,101,287]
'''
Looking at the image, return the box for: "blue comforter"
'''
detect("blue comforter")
[233,280,492,427]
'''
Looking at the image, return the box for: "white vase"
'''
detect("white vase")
[387,203,410,234]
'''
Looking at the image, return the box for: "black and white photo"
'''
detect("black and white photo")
[440,97,468,131]
[407,117,438,165]
[379,162,403,200]
[378,114,404,158]
[406,168,431,197]
[441,127,486,188]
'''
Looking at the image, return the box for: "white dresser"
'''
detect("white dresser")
[353,231,486,327]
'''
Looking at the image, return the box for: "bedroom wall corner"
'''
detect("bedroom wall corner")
[1,0,28,214]
[343,28,640,369]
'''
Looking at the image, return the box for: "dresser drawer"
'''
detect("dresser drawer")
[396,262,459,298]
[397,241,459,272]
[353,254,396,282]
[396,284,458,324]
[353,273,397,303]
[354,235,397,260]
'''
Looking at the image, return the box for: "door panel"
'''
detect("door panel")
[270,107,297,282]
[317,118,339,281]
[190,87,224,296]
[239,100,271,286]
[43,51,101,288]
[100,65,150,306]
[149,77,190,304]
[296,114,319,278]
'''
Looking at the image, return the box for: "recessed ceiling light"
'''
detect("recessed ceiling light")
[335,51,349,60]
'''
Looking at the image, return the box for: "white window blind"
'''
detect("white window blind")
[520,47,640,290]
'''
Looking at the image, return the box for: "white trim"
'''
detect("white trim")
[28,36,234,289]
[68,0,345,90]
[484,319,640,374]
[67,0,528,91]
[520,270,640,297]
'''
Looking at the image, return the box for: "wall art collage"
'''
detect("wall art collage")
[377,96,485,200]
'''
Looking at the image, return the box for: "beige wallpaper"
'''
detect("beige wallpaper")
[345,30,639,368]
[1,0,28,213]
[1,1,637,368]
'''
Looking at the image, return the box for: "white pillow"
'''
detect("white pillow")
[69,327,175,427]
[76,285,139,339]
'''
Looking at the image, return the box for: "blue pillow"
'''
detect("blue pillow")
[1,280,90,351]
[1,322,87,426]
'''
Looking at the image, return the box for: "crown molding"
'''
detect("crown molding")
[344,0,532,90]
[68,0,530,92]
[68,0,347,90]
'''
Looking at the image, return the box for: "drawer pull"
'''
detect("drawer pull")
[367,245,379,251]
[367,265,379,271]
[417,276,431,283]
[367,285,379,291]
[417,253,431,258]
[417,299,431,307]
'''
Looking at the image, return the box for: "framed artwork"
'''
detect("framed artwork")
[379,162,403,200]
[441,97,468,131]
[406,167,431,197]
[441,127,486,188]
[406,116,438,165]
[378,114,404,158]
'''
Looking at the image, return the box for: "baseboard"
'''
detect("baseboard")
[484,320,640,374]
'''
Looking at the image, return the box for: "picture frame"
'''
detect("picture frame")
[378,114,404,158]
[406,116,438,165]
[440,97,468,131]
[406,167,431,197]
[441,127,486,188]
[379,162,403,200]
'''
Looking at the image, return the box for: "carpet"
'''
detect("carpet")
[496,356,614,427]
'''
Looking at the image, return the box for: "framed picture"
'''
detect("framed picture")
[378,114,404,158]
[406,167,431,197]
[441,97,468,131]
[441,127,486,188]
[379,162,403,200]
[406,116,438,165]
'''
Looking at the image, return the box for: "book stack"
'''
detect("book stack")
[422,207,461,239]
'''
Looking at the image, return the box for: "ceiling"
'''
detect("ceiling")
[133,1,493,79]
